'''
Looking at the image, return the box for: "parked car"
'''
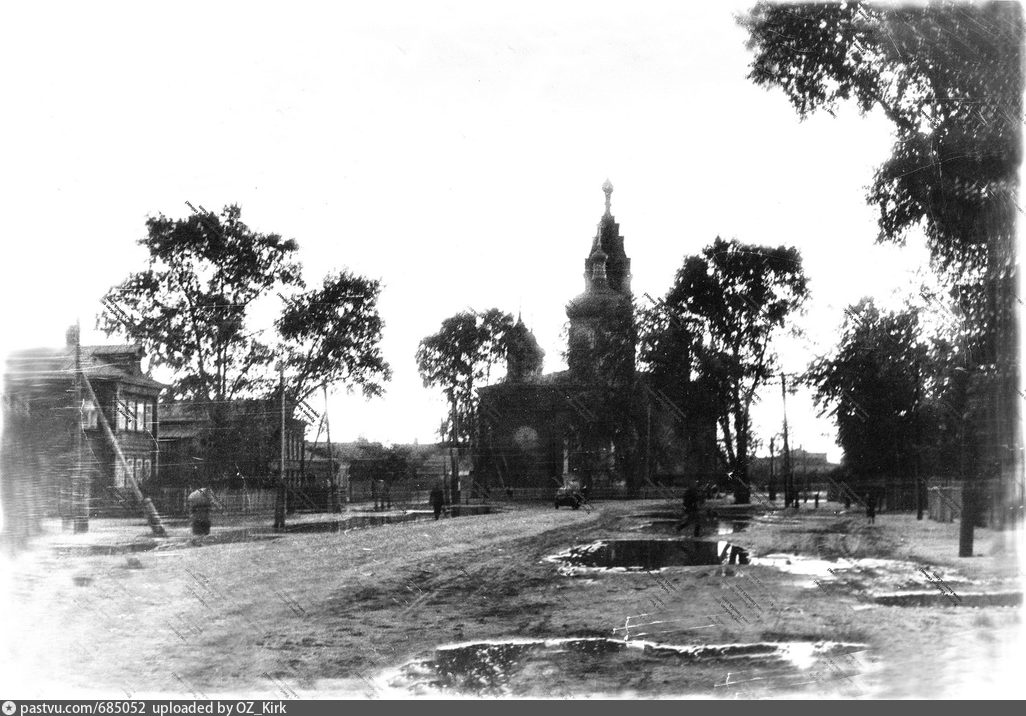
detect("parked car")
[555,482,584,510]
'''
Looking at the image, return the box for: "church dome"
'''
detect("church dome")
[566,283,628,319]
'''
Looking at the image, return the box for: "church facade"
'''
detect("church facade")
[474,182,717,496]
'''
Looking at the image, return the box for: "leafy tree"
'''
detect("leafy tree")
[660,237,809,503]
[741,1,1023,547]
[416,309,515,502]
[741,1,1021,276]
[99,205,390,404]
[348,443,413,484]
[277,270,391,401]
[806,299,929,499]
[638,298,719,486]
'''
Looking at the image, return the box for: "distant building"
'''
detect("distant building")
[749,448,839,481]
[156,399,307,491]
[475,182,718,495]
[2,328,162,519]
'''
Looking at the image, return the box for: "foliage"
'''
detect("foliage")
[347,442,414,484]
[657,237,809,502]
[277,270,391,401]
[100,205,301,401]
[740,1,1022,278]
[742,4,1022,532]
[99,205,390,405]
[415,309,516,448]
[806,298,929,485]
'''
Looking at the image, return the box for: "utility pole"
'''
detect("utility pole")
[450,399,460,507]
[781,372,793,508]
[324,385,342,513]
[768,436,776,502]
[73,320,88,533]
[646,401,652,485]
[802,446,809,503]
[274,365,287,530]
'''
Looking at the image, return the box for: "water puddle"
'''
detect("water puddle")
[635,518,749,536]
[872,590,1022,608]
[286,513,423,533]
[750,553,979,595]
[546,539,749,574]
[381,637,868,697]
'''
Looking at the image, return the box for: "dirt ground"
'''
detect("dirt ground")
[0,498,1022,699]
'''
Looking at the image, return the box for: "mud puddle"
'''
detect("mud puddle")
[872,590,1022,608]
[751,553,987,599]
[381,637,868,697]
[546,539,749,574]
[286,512,429,533]
[635,517,750,536]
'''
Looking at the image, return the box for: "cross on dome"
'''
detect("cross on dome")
[602,179,613,215]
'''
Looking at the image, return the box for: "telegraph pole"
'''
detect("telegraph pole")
[450,400,460,507]
[73,319,88,533]
[324,385,342,513]
[646,401,652,485]
[768,436,776,502]
[274,366,287,530]
[781,372,793,508]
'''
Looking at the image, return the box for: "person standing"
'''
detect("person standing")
[678,484,702,537]
[866,493,876,524]
[430,483,445,520]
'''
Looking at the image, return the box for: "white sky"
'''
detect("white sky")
[0,0,939,463]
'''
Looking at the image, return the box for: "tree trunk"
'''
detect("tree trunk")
[733,416,751,504]
[958,480,975,557]
[449,398,460,507]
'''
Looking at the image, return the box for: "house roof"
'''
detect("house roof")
[157,424,204,439]
[4,344,163,391]
[160,399,308,429]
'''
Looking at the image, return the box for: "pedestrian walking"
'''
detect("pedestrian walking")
[866,493,876,524]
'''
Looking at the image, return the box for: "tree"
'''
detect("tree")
[741,2,1021,276]
[100,205,390,404]
[637,296,718,487]
[277,270,391,402]
[806,299,930,506]
[659,237,809,503]
[348,442,413,484]
[741,1,1023,551]
[415,309,515,504]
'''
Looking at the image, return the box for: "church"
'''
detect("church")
[474,182,717,497]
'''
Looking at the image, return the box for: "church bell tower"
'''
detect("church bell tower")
[566,180,635,381]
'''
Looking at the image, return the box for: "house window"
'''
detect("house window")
[141,459,151,484]
[144,402,154,434]
[118,399,132,431]
[135,402,145,432]
[114,460,127,488]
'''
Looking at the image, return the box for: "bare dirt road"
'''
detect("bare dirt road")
[1,499,1021,698]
